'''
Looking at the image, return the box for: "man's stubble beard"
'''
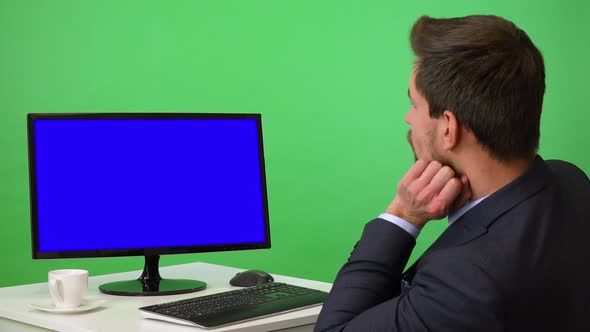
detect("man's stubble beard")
[407,130,418,161]
[407,129,456,171]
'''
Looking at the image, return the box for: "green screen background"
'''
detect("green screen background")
[1,0,589,287]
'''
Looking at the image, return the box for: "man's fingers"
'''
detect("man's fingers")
[437,177,463,209]
[450,175,472,212]
[395,160,470,224]
[426,166,456,193]
[410,161,443,190]
[459,175,472,203]
[400,159,429,184]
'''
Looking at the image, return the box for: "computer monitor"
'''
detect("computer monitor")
[27,113,270,296]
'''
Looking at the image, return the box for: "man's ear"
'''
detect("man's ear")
[441,110,460,151]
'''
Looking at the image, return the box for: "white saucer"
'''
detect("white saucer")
[29,298,106,313]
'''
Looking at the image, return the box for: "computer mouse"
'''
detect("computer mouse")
[229,270,274,287]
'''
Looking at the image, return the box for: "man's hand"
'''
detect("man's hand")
[385,160,471,229]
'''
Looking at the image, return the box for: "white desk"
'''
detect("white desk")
[0,262,332,332]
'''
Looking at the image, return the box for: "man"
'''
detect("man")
[315,15,590,332]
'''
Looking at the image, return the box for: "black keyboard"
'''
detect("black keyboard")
[139,282,329,329]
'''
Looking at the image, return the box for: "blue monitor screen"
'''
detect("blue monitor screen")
[29,115,269,255]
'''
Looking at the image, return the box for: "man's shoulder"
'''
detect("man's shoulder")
[544,159,590,193]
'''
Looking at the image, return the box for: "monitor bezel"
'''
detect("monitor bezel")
[27,113,271,259]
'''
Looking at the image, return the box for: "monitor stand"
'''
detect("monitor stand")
[98,255,207,296]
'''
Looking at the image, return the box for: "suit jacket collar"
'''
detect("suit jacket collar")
[428,155,550,252]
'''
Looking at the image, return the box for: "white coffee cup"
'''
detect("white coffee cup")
[48,269,88,308]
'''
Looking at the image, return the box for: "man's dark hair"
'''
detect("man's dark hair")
[410,15,545,161]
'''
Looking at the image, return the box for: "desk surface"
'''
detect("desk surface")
[0,262,332,332]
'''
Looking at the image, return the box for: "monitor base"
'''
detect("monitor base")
[99,278,206,296]
[98,255,207,296]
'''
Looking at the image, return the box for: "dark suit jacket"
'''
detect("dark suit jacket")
[315,156,590,331]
